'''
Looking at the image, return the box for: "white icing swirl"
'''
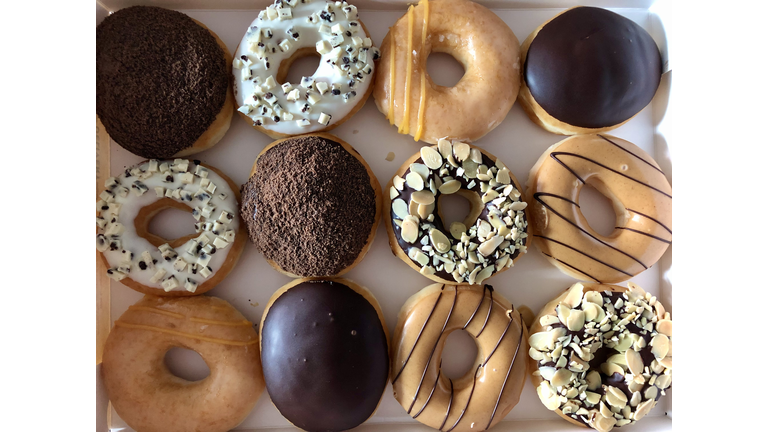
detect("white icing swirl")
[96,159,240,292]
[233,0,379,135]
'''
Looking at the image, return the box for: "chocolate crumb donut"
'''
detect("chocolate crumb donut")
[260,278,389,431]
[518,7,662,135]
[96,6,233,158]
[240,133,381,277]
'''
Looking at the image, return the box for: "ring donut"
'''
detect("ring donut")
[96,159,246,296]
[391,283,529,432]
[518,6,662,135]
[102,295,264,432]
[385,139,529,285]
[260,277,389,431]
[526,134,672,284]
[233,0,379,138]
[240,133,381,278]
[373,0,520,143]
[97,6,234,159]
[527,282,672,432]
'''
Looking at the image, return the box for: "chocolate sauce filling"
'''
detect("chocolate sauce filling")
[261,280,389,432]
[240,135,376,277]
[524,7,662,128]
[96,6,228,158]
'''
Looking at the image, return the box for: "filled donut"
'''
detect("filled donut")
[528,282,672,432]
[96,159,246,296]
[240,133,381,277]
[386,139,529,285]
[519,6,662,135]
[97,6,233,158]
[373,0,520,143]
[260,277,389,431]
[391,283,528,432]
[233,0,379,138]
[526,134,672,284]
[102,295,264,432]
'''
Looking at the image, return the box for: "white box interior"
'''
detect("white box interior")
[96,1,673,431]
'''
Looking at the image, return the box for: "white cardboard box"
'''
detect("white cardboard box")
[95,1,673,431]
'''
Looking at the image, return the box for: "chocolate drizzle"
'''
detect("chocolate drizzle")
[396,285,523,431]
[524,6,662,128]
[533,135,672,283]
[260,280,389,432]
[96,6,229,158]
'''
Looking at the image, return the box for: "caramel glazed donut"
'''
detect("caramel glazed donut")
[96,159,246,296]
[518,6,662,135]
[374,0,520,143]
[96,6,233,159]
[260,278,389,431]
[240,133,381,278]
[386,139,529,285]
[232,0,380,138]
[391,284,528,432]
[528,282,672,432]
[102,295,265,432]
[526,134,672,284]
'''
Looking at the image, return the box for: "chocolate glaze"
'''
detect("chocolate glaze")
[543,291,667,428]
[261,280,389,432]
[391,153,525,281]
[96,6,228,158]
[524,7,662,128]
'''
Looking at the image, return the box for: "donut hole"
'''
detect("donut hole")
[578,181,623,237]
[426,52,465,88]
[437,192,483,231]
[164,347,210,382]
[278,48,322,86]
[440,329,478,380]
[147,206,198,244]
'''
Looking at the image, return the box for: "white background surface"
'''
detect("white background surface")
[103,4,672,431]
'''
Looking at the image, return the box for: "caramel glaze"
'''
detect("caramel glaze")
[524,6,662,129]
[527,134,671,284]
[261,280,389,432]
[391,284,528,432]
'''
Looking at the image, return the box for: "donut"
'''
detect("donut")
[527,282,672,432]
[96,159,246,296]
[232,0,379,138]
[526,134,672,284]
[518,6,662,135]
[260,277,389,431]
[385,139,529,285]
[96,6,233,158]
[391,283,528,432]
[102,295,264,432]
[240,133,381,277]
[373,0,520,143]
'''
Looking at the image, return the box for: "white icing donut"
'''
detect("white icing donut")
[232,0,379,136]
[96,159,244,295]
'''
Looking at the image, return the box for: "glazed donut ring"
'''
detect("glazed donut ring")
[240,133,381,278]
[386,139,529,285]
[97,6,233,159]
[518,6,662,135]
[96,159,246,296]
[373,0,520,143]
[527,282,672,432]
[102,295,264,432]
[232,0,379,139]
[391,283,528,432]
[526,134,672,284]
[259,277,389,431]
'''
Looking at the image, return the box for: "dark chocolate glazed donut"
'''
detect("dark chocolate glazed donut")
[524,7,662,129]
[260,279,389,432]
